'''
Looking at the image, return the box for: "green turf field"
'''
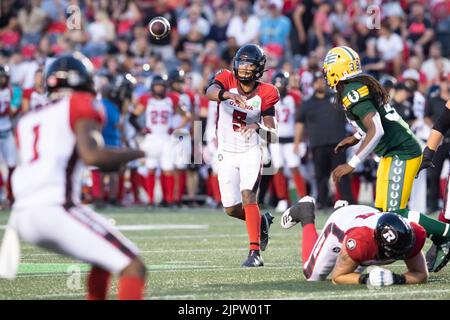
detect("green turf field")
[0,207,449,300]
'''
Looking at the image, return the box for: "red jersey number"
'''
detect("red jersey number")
[150,110,170,125]
[276,108,290,123]
[232,110,247,131]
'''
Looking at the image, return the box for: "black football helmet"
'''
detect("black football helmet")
[45,52,95,94]
[151,74,167,97]
[375,213,415,260]
[0,65,10,89]
[272,71,289,97]
[233,44,266,83]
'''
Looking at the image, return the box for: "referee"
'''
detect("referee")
[294,72,354,208]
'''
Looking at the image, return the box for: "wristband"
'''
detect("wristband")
[348,155,361,168]
[392,273,406,285]
[359,273,369,284]
[353,131,363,140]
[218,89,227,101]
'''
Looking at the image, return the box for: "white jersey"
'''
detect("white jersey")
[275,91,301,139]
[0,87,12,131]
[23,88,49,111]
[213,69,279,153]
[12,92,104,210]
[138,94,176,136]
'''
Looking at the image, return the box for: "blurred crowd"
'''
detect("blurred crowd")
[0,0,449,212]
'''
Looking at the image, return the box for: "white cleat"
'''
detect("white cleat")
[281,196,316,229]
[275,199,288,213]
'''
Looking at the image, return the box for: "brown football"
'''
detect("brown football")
[148,16,171,40]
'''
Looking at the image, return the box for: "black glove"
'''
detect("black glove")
[416,146,435,178]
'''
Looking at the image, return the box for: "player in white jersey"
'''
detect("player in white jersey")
[281,197,428,286]
[0,65,17,204]
[269,71,307,212]
[130,75,189,206]
[206,44,279,267]
[10,53,147,299]
[22,68,48,112]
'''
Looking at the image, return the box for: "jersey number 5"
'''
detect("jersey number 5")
[232,110,247,131]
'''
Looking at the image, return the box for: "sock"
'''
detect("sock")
[292,170,307,197]
[211,175,221,203]
[160,174,167,203]
[273,172,288,200]
[165,174,175,204]
[130,170,141,203]
[243,203,261,250]
[145,173,155,204]
[6,167,14,203]
[91,170,102,200]
[177,171,186,203]
[117,173,125,202]
[439,210,450,224]
[87,267,111,300]
[118,276,145,300]
[302,224,319,264]
[351,175,360,203]
[396,209,450,238]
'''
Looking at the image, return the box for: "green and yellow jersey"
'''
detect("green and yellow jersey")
[342,81,421,160]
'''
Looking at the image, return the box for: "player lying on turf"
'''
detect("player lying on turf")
[206,44,279,267]
[281,196,429,286]
[9,53,147,299]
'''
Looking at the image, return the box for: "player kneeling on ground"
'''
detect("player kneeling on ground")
[9,53,147,299]
[281,197,428,286]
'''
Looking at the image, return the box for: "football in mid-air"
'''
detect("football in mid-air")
[148,16,171,40]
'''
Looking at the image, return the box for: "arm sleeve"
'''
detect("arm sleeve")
[213,69,232,90]
[261,85,280,117]
[69,92,104,132]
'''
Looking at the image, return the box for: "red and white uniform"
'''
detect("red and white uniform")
[269,90,301,169]
[0,87,16,167]
[22,88,48,111]
[303,205,426,281]
[213,69,279,207]
[11,92,138,273]
[139,94,177,171]
[168,91,192,170]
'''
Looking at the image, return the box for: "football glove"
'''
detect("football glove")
[368,267,394,287]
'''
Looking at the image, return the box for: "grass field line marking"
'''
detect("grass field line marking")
[0,224,209,231]
[127,232,294,240]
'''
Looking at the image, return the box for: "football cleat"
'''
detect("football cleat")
[281,196,316,229]
[426,239,450,272]
[260,212,274,251]
[242,250,264,267]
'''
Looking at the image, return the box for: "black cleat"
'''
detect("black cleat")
[260,212,274,251]
[241,250,264,267]
[426,237,450,272]
[281,196,316,229]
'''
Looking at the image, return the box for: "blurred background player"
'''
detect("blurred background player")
[281,197,428,286]
[11,53,147,300]
[167,68,193,207]
[0,65,16,206]
[21,68,47,112]
[294,71,354,208]
[206,44,277,267]
[269,70,306,213]
[130,75,189,208]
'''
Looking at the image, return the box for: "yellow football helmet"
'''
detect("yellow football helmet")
[323,46,362,89]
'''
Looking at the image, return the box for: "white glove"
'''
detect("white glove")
[368,267,394,287]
